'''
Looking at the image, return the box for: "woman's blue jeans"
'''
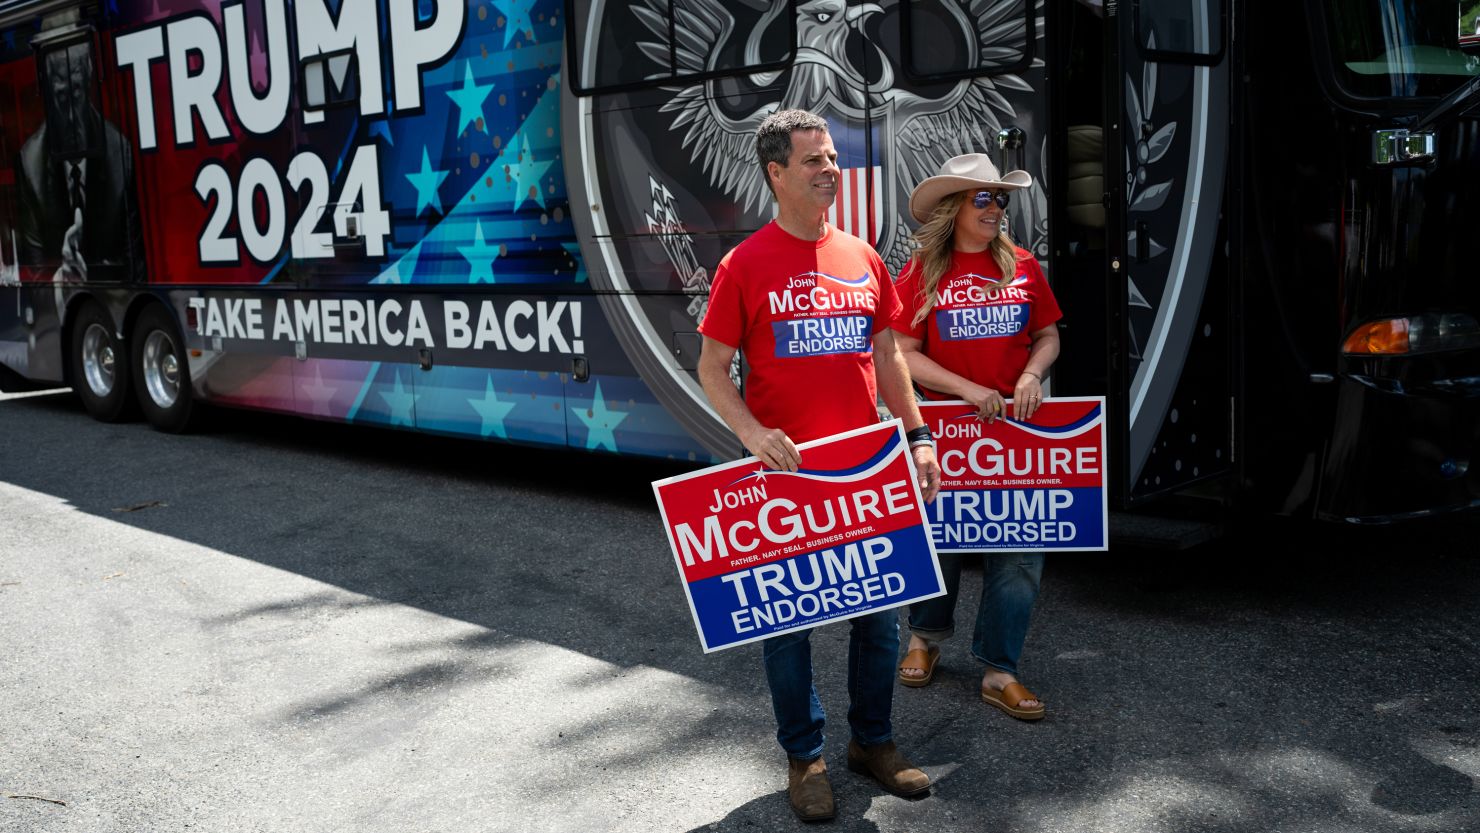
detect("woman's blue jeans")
[908,552,1044,674]
[761,609,898,760]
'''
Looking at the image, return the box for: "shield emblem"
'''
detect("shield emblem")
[810,105,901,260]
[827,164,883,247]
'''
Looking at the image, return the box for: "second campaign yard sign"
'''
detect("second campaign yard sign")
[654,421,945,653]
[919,398,1109,553]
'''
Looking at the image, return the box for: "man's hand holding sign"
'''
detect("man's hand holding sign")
[698,328,940,502]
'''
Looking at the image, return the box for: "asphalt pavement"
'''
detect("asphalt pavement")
[2,389,1477,833]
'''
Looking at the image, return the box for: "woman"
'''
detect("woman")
[892,153,1061,721]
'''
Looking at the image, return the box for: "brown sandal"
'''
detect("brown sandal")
[981,681,1046,720]
[897,645,940,687]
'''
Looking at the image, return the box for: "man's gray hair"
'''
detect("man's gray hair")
[755,109,829,195]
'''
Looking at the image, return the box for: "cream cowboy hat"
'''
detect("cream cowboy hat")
[908,153,1033,224]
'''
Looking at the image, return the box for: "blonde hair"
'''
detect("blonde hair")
[908,192,1020,328]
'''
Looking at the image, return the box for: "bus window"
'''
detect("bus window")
[900,0,1034,81]
[300,50,358,112]
[1323,1,1480,98]
[565,0,797,96]
[33,35,100,159]
[1134,0,1222,63]
[1464,2,1480,48]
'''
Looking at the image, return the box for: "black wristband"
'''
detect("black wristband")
[905,425,933,445]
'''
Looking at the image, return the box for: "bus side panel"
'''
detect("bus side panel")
[170,282,712,459]
[1113,1,1232,503]
[79,1,713,462]
[1130,221,1230,496]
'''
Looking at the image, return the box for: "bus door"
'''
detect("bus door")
[1106,0,1232,505]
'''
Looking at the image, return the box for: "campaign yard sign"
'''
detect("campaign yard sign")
[653,420,946,653]
[918,398,1108,553]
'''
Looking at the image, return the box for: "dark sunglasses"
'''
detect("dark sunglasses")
[971,189,1011,210]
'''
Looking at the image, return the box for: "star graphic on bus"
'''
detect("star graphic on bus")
[576,382,628,452]
[446,63,492,136]
[493,0,539,48]
[458,221,500,283]
[406,147,449,217]
[300,365,338,417]
[469,377,516,439]
[379,371,419,427]
[506,133,552,211]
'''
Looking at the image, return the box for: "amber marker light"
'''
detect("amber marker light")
[1341,318,1410,355]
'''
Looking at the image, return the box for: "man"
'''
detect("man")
[18,38,145,285]
[697,109,942,822]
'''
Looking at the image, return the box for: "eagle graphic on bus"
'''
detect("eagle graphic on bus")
[630,0,1046,272]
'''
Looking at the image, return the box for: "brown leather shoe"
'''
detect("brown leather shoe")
[787,756,835,821]
[846,740,931,797]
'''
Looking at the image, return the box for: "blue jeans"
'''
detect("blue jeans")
[761,609,898,760]
[908,552,1044,675]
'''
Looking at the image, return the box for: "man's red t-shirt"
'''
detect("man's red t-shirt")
[891,248,1061,398]
[700,221,901,444]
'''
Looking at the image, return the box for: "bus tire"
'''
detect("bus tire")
[131,304,199,433]
[69,301,134,422]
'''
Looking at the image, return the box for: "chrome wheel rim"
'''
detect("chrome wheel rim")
[81,323,115,397]
[142,329,180,409]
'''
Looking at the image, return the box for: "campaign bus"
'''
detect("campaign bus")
[0,0,1475,527]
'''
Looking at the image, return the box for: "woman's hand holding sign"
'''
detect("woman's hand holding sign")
[1013,372,1044,421]
[960,379,1005,423]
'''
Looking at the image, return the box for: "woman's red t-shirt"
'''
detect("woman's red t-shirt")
[891,248,1061,397]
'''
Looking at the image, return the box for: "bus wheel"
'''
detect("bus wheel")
[131,305,199,433]
[69,302,134,422]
